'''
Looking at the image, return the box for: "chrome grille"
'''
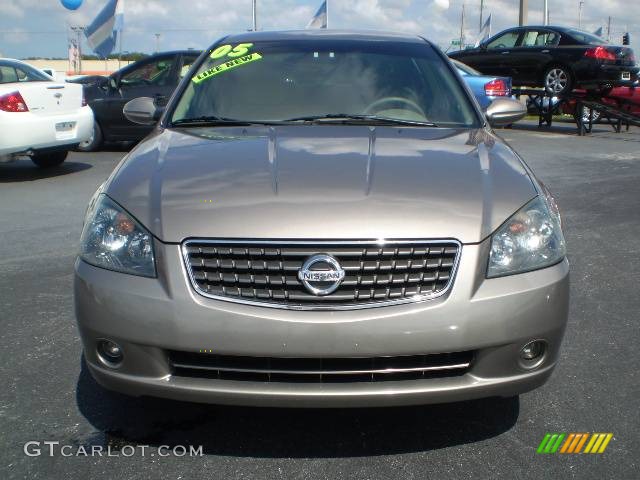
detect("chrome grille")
[169,350,473,383]
[182,240,461,309]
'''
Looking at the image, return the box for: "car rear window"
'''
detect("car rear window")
[565,29,608,46]
[171,40,480,128]
[0,62,51,84]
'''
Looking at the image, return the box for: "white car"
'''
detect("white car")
[0,58,93,167]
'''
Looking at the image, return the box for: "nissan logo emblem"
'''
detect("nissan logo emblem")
[298,254,346,296]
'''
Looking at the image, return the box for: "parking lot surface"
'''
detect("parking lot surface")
[1,121,639,479]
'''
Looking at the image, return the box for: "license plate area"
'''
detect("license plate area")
[55,121,76,140]
[621,72,631,81]
[55,122,75,132]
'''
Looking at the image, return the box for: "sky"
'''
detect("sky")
[0,0,638,59]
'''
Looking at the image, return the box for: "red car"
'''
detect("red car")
[563,83,640,122]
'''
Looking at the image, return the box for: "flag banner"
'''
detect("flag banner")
[307,1,327,29]
[474,14,492,47]
[85,0,124,58]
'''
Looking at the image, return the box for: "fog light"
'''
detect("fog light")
[520,340,546,361]
[97,340,123,366]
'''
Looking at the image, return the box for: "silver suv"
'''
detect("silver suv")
[74,30,568,407]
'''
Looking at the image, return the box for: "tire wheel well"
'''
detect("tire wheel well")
[542,63,574,84]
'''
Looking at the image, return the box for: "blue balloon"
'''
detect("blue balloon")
[60,0,83,10]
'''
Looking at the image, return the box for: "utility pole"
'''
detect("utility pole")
[519,0,528,26]
[252,0,257,31]
[578,1,584,29]
[460,2,466,49]
[543,0,548,25]
[154,33,161,53]
[606,16,611,42]
[479,0,484,31]
[326,0,329,28]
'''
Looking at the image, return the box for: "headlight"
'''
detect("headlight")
[488,195,566,278]
[79,194,156,277]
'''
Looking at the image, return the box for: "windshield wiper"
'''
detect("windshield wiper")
[283,114,438,127]
[171,116,257,127]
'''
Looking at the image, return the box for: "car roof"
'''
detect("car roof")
[146,50,201,56]
[506,25,590,33]
[0,58,31,65]
[217,29,428,45]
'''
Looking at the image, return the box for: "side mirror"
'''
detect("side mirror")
[123,97,162,125]
[486,98,527,127]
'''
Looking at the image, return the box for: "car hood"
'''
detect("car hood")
[105,125,537,244]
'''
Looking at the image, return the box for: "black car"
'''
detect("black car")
[449,26,638,95]
[70,50,202,151]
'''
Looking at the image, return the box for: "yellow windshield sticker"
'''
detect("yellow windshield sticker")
[211,43,254,59]
[192,53,263,84]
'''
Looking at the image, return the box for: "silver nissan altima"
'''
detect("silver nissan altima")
[74,30,569,407]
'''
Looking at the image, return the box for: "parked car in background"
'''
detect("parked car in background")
[0,58,93,167]
[526,81,640,123]
[452,59,512,109]
[563,82,640,122]
[68,50,202,151]
[449,26,638,95]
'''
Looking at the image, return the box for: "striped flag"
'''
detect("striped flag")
[85,0,124,58]
[474,14,492,47]
[307,1,327,29]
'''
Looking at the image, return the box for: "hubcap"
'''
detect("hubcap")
[582,107,600,123]
[545,69,568,93]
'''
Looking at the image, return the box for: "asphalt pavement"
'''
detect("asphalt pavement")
[1,121,639,479]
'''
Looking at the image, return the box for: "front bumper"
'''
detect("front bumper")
[74,239,570,407]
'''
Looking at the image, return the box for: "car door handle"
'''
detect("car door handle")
[541,49,550,53]
[501,51,510,55]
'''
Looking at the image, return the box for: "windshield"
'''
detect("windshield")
[170,40,480,127]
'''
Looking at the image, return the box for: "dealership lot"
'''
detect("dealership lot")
[1,121,639,479]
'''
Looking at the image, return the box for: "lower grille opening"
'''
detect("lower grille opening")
[168,350,473,383]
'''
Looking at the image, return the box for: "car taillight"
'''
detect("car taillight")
[0,91,29,112]
[485,79,510,97]
[584,46,617,61]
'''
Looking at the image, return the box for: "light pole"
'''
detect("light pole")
[154,33,161,53]
[578,1,584,29]
[70,26,85,74]
[252,0,257,31]
[543,0,548,25]
[519,0,528,26]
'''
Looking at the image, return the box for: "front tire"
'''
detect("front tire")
[31,150,68,168]
[76,121,103,152]
[543,66,573,95]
